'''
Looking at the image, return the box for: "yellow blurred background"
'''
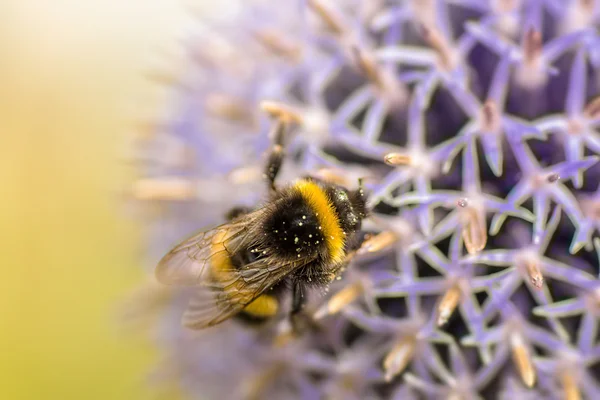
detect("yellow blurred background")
[0,1,210,398]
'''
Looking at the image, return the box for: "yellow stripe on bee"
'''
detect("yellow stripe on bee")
[210,230,237,284]
[210,231,253,302]
[243,294,279,317]
[210,231,261,305]
[294,180,345,263]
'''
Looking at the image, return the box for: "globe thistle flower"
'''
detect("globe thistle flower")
[129,0,600,398]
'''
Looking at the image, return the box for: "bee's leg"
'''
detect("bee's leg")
[264,120,286,193]
[291,279,305,315]
[289,279,311,333]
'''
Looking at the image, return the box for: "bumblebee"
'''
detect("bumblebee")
[155,118,368,329]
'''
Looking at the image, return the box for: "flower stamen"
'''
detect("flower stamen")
[314,168,350,186]
[523,28,543,65]
[515,28,548,90]
[384,152,412,166]
[546,172,560,183]
[437,285,461,326]
[561,371,581,400]
[205,93,253,122]
[350,46,385,89]
[481,100,501,133]
[526,259,544,289]
[357,230,399,254]
[228,166,263,185]
[383,336,416,382]
[314,282,364,319]
[420,24,456,71]
[494,0,519,13]
[516,250,544,289]
[242,366,282,400]
[307,0,346,36]
[260,100,303,125]
[253,29,302,61]
[584,96,600,119]
[457,198,487,254]
[510,332,536,388]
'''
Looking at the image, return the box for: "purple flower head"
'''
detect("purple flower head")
[129,0,600,398]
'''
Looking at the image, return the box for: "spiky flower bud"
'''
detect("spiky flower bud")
[129,1,600,398]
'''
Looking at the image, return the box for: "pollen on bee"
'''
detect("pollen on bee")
[510,332,536,388]
[132,177,195,200]
[314,282,363,319]
[357,230,398,254]
[436,285,461,326]
[457,198,487,254]
[383,336,416,382]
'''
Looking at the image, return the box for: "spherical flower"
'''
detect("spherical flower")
[129,1,600,399]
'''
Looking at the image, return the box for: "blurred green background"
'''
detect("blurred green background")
[0,1,200,398]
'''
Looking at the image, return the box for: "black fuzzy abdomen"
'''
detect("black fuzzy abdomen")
[262,194,326,259]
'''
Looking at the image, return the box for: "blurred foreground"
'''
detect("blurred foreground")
[0,1,199,398]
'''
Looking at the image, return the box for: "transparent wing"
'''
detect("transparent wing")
[155,208,318,328]
[182,253,309,329]
[155,214,257,286]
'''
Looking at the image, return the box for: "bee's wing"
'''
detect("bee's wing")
[182,254,308,329]
[155,215,256,286]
